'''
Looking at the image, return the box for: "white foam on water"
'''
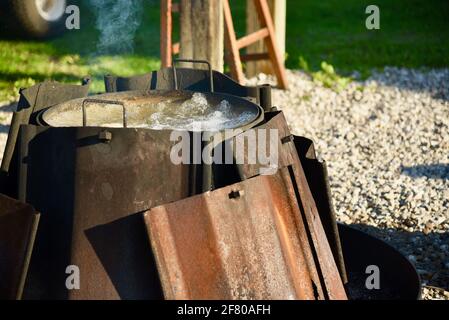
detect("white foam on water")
[45,93,258,130]
[145,93,256,131]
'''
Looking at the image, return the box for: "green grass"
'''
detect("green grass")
[0,0,448,102]
[0,1,161,102]
[283,0,449,74]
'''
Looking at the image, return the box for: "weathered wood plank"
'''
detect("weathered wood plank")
[179,0,224,72]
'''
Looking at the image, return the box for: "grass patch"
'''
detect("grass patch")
[0,1,161,102]
[299,57,352,92]
[284,0,449,75]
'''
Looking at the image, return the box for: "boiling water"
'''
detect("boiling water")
[45,93,258,131]
[145,93,256,131]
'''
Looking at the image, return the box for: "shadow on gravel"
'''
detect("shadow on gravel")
[0,102,16,112]
[0,124,9,134]
[347,223,449,291]
[401,164,449,180]
[0,102,15,134]
[370,69,449,103]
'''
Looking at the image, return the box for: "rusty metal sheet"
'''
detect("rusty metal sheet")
[0,194,40,300]
[19,125,191,299]
[1,81,90,198]
[144,169,339,300]
[104,68,260,103]
[231,111,347,299]
[234,111,296,179]
[293,135,347,284]
[287,142,347,300]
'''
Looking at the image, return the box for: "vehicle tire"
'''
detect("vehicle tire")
[5,0,67,38]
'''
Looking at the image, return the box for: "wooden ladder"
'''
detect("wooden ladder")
[223,0,288,89]
[160,0,179,68]
[160,0,288,89]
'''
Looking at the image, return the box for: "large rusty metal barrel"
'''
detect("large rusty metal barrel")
[20,87,264,299]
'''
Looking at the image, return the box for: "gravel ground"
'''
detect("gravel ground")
[0,67,447,300]
[249,67,449,300]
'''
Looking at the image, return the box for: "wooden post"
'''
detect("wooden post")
[179,0,224,72]
[246,0,286,77]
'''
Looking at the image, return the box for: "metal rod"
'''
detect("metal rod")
[172,58,215,92]
[82,99,128,128]
[259,84,272,112]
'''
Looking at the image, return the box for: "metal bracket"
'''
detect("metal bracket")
[228,190,243,199]
[281,134,294,144]
[98,130,113,143]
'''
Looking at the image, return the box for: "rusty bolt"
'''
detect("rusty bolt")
[228,190,244,199]
[281,135,294,144]
[98,130,112,143]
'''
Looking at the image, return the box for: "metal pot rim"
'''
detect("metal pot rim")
[42,89,264,133]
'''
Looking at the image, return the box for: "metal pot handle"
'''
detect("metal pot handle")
[172,59,214,92]
[82,99,128,128]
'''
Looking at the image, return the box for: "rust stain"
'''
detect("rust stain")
[234,110,348,300]
[289,150,347,300]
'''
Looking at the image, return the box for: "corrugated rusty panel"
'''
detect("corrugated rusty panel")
[144,170,331,300]
[293,135,347,284]
[231,110,347,299]
[0,194,40,300]
[287,142,347,300]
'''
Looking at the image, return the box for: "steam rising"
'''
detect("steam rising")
[90,0,143,54]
